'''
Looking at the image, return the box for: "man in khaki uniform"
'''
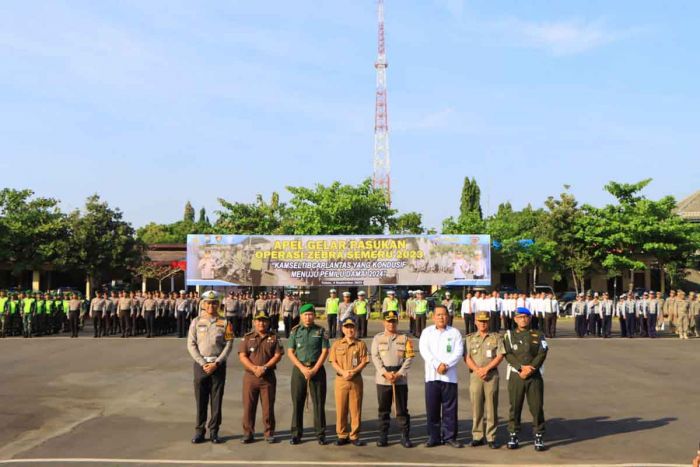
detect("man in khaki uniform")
[663,290,676,334]
[690,292,700,337]
[370,310,414,448]
[465,312,505,448]
[89,291,107,338]
[68,293,82,338]
[117,291,132,338]
[675,290,691,339]
[238,310,284,443]
[329,316,369,446]
[187,290,234,444]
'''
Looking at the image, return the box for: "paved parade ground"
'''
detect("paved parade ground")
[0,319,698,467]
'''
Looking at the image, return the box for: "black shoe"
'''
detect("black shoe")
[191,433,205,444]
[351,439,365,447]
[488,441,499,449]
[534,434,546,451]
[470,438,485,447]
[318,437,327,446]
[376,437,388,447]
[265,437,276,444]
[210,432,221,444]
[507,433,519,450]
[241,436,254,444]
[289,437,301,445]
[335,438,349,446]
[400,435,413,448]
[445,439,463,448]
[423,441,440,448]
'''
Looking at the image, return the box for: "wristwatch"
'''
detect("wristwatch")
[263,366,268,372]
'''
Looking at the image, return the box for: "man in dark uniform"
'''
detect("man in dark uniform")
[370,310,414,447]
[287,303,330,445]
[504,307,548,452]
[238,310,284,444]
[187,290,234,444]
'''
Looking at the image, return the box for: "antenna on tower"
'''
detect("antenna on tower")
[373,0,391,205]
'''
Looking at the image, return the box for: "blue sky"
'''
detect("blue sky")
[1,0,698,230]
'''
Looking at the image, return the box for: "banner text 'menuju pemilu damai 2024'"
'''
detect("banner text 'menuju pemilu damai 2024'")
[186,234,491,287]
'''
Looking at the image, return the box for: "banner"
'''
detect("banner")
[186,234,491,287]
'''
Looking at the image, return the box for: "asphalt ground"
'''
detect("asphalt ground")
[0,318,698,467]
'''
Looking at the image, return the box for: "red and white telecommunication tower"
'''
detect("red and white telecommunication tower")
[372,0,391,205]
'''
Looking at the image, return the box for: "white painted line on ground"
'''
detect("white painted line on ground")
[0,459,688,467]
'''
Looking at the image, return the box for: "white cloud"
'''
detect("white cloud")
[498,18,635,56]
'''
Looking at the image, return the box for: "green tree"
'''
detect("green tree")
[66,195,144,291]
[579,179,699,293]
[389,212,425,234]
[459,176,483,220]
[215,192,287,234]
[0,188,68,280]
[184,201,195,223]
[284,179,395,234]
[543,188,594,294]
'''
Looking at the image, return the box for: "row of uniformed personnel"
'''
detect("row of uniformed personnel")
[187,292,548,452]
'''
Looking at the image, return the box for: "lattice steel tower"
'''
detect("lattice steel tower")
[372,0,391,205]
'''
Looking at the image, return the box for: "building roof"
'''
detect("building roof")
[146,243,186,264]
[676,190,700,222]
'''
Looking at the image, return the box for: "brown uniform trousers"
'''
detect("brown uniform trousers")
[329,337,368,441]
[239,331,283,437]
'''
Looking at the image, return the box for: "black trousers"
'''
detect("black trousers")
[270,314,279,333]
[619,316,627,337]
[489,312,500,332]
[145,311,155,337]
[68,311,80,337]
[574,315,586,337]
[415,314,426,338]
[463,314,475,334]
[283,315,293,338]
[290,365,326,440]
[377,384,410,436]
[425,381,458,444]
[194,362,227,435]
[93,315,102,337]
[447,314,454,327]
[625,314,636,337]
[357,314,367,338]
[327,315,337,339]
[119,312,130,337]
[603,315,612,337]
[648,314,658,338]
[544,314,556,338]
[177,314,187,338]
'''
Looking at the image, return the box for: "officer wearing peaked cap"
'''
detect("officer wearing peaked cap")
[330,315,369,446]
[465,312,505,448]
[238,309,284,444]
[371,310,415,448]
[188,290,234,444]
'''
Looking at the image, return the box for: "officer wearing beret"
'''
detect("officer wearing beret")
[239,310,284,444]
[287,303,330,445]
[465,312,505,448]
[188,290,234,444]
[330,316,369,446]
[370,310,414,448]
[504,307,548,451]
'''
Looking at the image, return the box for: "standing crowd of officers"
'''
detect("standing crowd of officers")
[187,290,549,453]
[570,289,700,339]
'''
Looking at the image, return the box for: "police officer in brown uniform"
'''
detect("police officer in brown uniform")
[330,316,369,446]
[141,291,157,338]
[465,312,505,448]
[117,291,132,338]
[370,310,415,448]
[188,290,234,444]
[89,291,107,338]
[238,310,284,444]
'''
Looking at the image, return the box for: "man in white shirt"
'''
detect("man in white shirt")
[418,306,464,448]
[461,292,475,335]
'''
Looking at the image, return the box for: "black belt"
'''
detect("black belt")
[384,365,401,372]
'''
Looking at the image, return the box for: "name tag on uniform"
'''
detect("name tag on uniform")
[486,349,493,358]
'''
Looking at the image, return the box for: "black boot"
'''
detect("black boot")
[507,432,519,450]
[376,433,388,447]
[534,433,545,451]
[400,432,413,448]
